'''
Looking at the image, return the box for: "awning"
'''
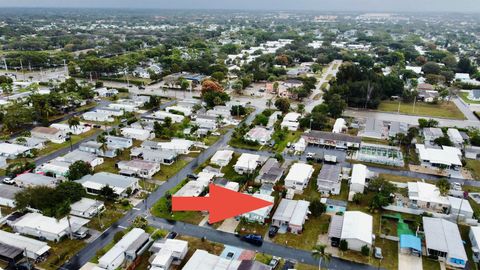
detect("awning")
[400,234,422,252]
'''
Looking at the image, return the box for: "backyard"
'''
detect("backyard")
[377,100,466,119]
[459,91,480,105]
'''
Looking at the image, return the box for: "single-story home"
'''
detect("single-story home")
[106,135,133,149]
[272,199,310,234]
[34,160,70,179]
[13,173,57,188]
[449,196,474,220]
[321,198,347,214]
[121,127,153,141]
[423,127,444,143]
[302,131,361,150]
[284,163,314,194]
[82,111,114,122]
[469,226,480,262]
[130,147,177,165]
[234,153,261,175]
[416,144,462,170]
[244,126,273,145]
[329,211,373,252]
[77,172,140,197]
[350,164,369,195]
[70,198,105,219]
[423,217,467,268]
[0,184,21,207]
[257,158,284,184]
[50,123,91,135]
[447,128,464,146]
[0,230,50,260]
[317,164,342,195]
[117,159,160,179]
[79,141,117,158]
[31,127,65,143]
[10,137,47,150]
[242,193,275,224]
[0,143,31,159]
[280,112,301,131]
[407,182,450,213]
[61,149,104,169]
[149,239,189,270]
[210,150,234,167]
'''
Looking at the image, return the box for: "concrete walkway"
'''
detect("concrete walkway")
[398,253,422,270]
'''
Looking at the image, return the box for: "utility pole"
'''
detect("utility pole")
[63,59,68,77]
[412,96,417,113]
[3,58,7,71]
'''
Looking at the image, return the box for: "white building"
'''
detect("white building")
[150,239,188,270]
[165,105,192,117]
[0,184,21,207]
[11,213,89,242]
[423,217,467,268]
[416,144,462,170]
[408,182,450,213]
[13,173,57,188]
[94,87,118,97]
[121,127,153,141]
[82,111,114,122]
[340,211,373,251]
[77,172,140,197]
[350,164,368,194]
[0,143,31,159]
[50,123,91,135]
[31,127,65,143]
[449,196,474,220]
[155,139,194,155]
[0,230,50,260]
[470,226,480,262]
[272,199,310,234]
[447,128,464,146]
[280,112,301,131]
[70,198,105,219]
[61,149,104,169]
[332,118,347,133]
[117,159,160,179]
[284,163,314,194]
[244,126,273,145]
[234,153,261,175]
[242,193,274,224]
[146,111,185,124]
[210,150,234,167]
[182,249,241,270]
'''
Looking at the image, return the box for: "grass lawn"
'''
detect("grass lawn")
[150,179,205,224]
[272,130,303,153]
[467,159,480,179]
[378,173,422,183]
[36,129,100,157]
[272,214,331,250]
[422,257,441,270]
[459,92,480,104]
[236,219,269,236]
[321,82,329,90]
[326,74,333,81]
[377,100,466,119]
[374,239,398,270]
[255,253,272,264]
[361,137,389,145]
[330,180,349,201]
[229,137,262,151]
[38,239,86,270]
[87,203,125,232]
[153,158,190,181]
[221,153,243,180]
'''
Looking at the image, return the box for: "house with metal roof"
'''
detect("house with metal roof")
[241,193,274,224]
[77,172,139,197]
[117,159,160,179]
[149,239,188,270]
[416,144,462,170]
[284,163,314,194]
[407,182,450,213]
[13,173,57,188]
[0,143,31,159]
[469,226,480,262]
[0,230,50,260]
[210,150,234,167]
[272,199,310,234]
[302,131,361,150]
[0,184,21,207]
[70,198,105,219]
[328,211,373,251]
[317,164,342,195]
[31,126,66,144]
[423,217,467,268]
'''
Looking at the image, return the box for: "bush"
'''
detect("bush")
[361,245,370,256]
[113,231,125,243]
[339,239,348,251]
[151,230,167,240]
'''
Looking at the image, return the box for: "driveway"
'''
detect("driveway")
[217,218,240,233]
[398,253,422,270]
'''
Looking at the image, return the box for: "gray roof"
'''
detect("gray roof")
[13,173,56,186]
[304,131,362,143]
[318,164,342,182]
[423,217,467,260]
[0,184,21,200]
[471,89,480,99]
[0,242,23,260]
[78,172,138,189]
[325,198,348,208]
[328,215,344,239]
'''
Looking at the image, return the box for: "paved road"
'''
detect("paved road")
[452,96,478,121]
[344,108,480,129]
[305,60,343,113]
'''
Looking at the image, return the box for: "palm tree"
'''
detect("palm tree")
[312,244,331,270]
[68,116,81,131]
[266,98,273,108]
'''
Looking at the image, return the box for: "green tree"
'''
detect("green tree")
[100,185,118,202]
[67,160,93,181]
[436,179,451,196]
[310,199,326,217]
[339,239,348,251]
[312,244,331,270]
[361,245,370,256]
[274,98,290,113]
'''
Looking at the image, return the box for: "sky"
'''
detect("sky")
[0,0,480,13]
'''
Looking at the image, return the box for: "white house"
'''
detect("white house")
[234,153,261,175]
[183,250,241,270]
[150,239,188,270]
[70,198,105,219]
[350,164,368,195]
[272,199,310,234]
[96,107,124,117]
[408,182,450,213]
[470,226,480,262]
[340,211,373,252]
[281,112,301,131]
[416,144,462,170]
[77,172,139,197]
[423,127,444,143]
[121,127,153,141]
[0,184,21,207]
[50,123,91,135]
[94,87,118,97]
[31,127,66,143]
[61,149,104,169]
[0,230,50,260]
[34,160,70,179]
[146,111,185,124]
[449,196,474,220]
[210,150,234,167]
[14,173,57,188]
[0,143,31,159]
[155,139,194,154]
[11,213,89,242]
[106,135,133,149]
[317,164,342,195]
[284,163,314,194]
[165,105,192,117]
[82,111,114,122]
[117,159,160,179]
[447,128,464,146]
[244,126,273,145]
[242,193,274,224]
[455,73,471,82]
[423,217,467,268]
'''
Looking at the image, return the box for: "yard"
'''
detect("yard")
[272,214,331,250]
[377,100,466,119]
[38,239,87,270]
[459,92,480,105]
[272,130,303,153]
[236,219,269,236]
[467,159,480,179]
[152,158,191,181]
[36,128,100,157]
[86,203,127,232]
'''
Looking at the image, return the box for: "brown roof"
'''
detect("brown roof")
[32,126,60,135]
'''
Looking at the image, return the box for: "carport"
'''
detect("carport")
[400,234,422,256]
[0,243,24,266]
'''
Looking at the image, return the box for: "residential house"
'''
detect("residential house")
[321,198,347,214]
[284,163,314,194]
[144,111,185,124]
[155,139,194,155]
[470,226,480,262]
[182,249,240,269]
[317,164,342,195]
[149,239,188,270]
[242,193,274,224]
[468,90,480,101]
[96,107,124,117]
[234,153,261,175]
[418,90,439,103]
[447,128,464,146]
[0,184,21,207]
[210,150,234,167]
[34,160,71,179]
[448,196,473,220]
[31,127,65,143]
[117,159,160,179]
[77,172,140,197]
[106,135,133,149]
[0,143,31,159]
[423,128,444,143]
[50,123,91,135]
[121,127,153,141]
[70,198,105,219]
[416,144,462,170]
[302,131,361,150]
[82,111,114,122]
[13,173,57,188]
[61,149,104,169]
[0,230,50,260]
[417,83,434,91]
[130,147,177,165]
[280,112,301,131]
[423,217,467,268]
[257,158,284,184]
[407,182,450,213]
[328,211,373,251]
[9,137,47,150]
[10,212,89,242]
[94,87,118,97]
[349,164,371,195]
[244,126,273,145]
[165,105,192,117]
[272,199,310,234]
[79,141,117,158]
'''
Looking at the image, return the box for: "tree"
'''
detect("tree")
[339,239,348,251]
[132,216,148,229]
[436,179,451,196]
[56,181,86,202]
[458,57,476,74]
[422,62,441,75]
[310,199,326,217]
[433,135,453,147]
[230,105,246,117]
[274,98,290,113]
[113,231,125,243]
[312,244,331,270]
[68,116,80,131]
[296,104,305,114]
[100,185,118,202]
[67,160,93,181]
[418,118,439,128]
[324,93,347,118]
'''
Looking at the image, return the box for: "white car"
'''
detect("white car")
[2,178,14,185]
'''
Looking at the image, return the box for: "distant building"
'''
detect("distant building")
[31,127,65,143]
[280,112,301,131]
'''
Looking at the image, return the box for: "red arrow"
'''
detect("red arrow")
[172,183,273,223]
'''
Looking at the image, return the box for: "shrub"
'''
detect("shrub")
[361,245,370,256]
[339,239,348,251]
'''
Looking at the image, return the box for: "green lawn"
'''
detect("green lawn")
[459,92,480,104]
[467,159,480,179]
[361,137,389,145]
[377,100,466,119]
[422,257,441,270]
[36,129,100,157]
[229,137,262,151]
[273,130,302,153]
[87,203,126,232]
[153,158,190,181]
[38,239,87,270]
[221,153,243,180]
[236,219,269,236]
[272,214,331,250]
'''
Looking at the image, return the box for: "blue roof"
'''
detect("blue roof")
[400,234,422,252]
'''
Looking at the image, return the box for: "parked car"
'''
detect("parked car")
[187,174,198,180]
[166,231,178,239]
[269,256,280,269]
[241,234,263,246]
[374,247,383,259]
[73,228,89,239]
[282,260,296,270]
[452,182,462,191]
[268,226,279,238]
[2,177,14,185]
